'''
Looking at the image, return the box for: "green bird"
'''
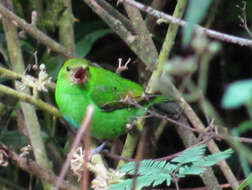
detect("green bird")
[55,58,167,139]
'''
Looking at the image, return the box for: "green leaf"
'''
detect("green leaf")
[120,159,176,176]
[183,0,212,45]
[238,172,252,190]
[76,29,112,57]
[109,176,153,190]
[194,149,233,167]
[178,149,232,177]
[233,120,252,135]
[222,79,252,108]
[171,144,206,164]
[42,55,65,81]
[108,174,172,190]
[74,21,108,40]
[0,130,28,149]
[20,40,36,54]
[178,165,206,176]
[112,145,232,190]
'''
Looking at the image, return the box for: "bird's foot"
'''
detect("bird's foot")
[90,141,107,155]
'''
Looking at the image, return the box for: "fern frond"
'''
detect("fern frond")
[120,159,176,176]
[171,144,206,164]
[109,174,172,190]
[178,165,207,177]
[108,145,233,190]
[194,148,233,167]
[177,148,233,177]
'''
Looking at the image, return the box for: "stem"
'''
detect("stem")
[146,0,188,93]
[58,0,76,53]
[176,118,221,190]
[116,121,141,169]
[96,0,134,32]
[1,1,53,189]
[0,65,56,89]
[177,89,239,189]
[123,2,158,70]
[0,3,74,58]
[145,0,167,33]
[0,145,79,190]
[122,0,252,47]
[82,0,155,70]
[122,0,239,188]
[0,84,61,117]
[55,105,94,190]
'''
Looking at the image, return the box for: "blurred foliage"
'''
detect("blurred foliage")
[183,0,212,45]
[222,79,252,109]
[0,130,28,150]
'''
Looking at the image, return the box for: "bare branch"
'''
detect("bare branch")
[55,105,94,190]
[0,4,74,58]
[238,1,252,37]
[120,0,252,47]
[0,84,61,117]
[0,144,78,190]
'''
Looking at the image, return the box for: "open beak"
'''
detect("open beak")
[72,67,87,84]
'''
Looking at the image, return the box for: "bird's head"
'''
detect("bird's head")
[59,58,89,85]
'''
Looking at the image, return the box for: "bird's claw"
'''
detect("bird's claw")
[90,142,107,155]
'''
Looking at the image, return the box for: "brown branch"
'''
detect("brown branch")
[0,84,61,117]
[238,1,252,38]
[123,2,158,70]
[0,3,74,58]
[0,65,56,89]
[0,144,78,190]
[58,0,76,53]
[55,105,94,190]
[145,0,167,33]
[96,0,134,32]
[1,1,53,189]
[82,0,156,70]
[81,111,91,190]
[120,0,252,47]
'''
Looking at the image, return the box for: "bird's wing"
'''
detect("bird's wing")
[89,66,144,110]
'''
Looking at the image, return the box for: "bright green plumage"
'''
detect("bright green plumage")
[55,58,165,139]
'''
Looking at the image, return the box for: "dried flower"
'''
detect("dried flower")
[19,145,32,158]
[0,149,8,167]
[21,64,52,96]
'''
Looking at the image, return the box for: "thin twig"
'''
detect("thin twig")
[96,0,134,32]
[55,105,94,190]
[123,1,158,70]
[58,0,76,53]
[81,115,91,190]
[0,65,56,89]
[82,0,156,70]
[238,1,252,37]
[0,4,74,58]
[131,120,146,190]
[121,0,252,47]
[145,0,167,32]
[0,84,61,117]
[0,145,78,190]
[1,2,53,189]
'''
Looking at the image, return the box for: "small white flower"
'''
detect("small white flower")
[21,64,51,95]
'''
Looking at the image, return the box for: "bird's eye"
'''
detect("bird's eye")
[66,66,71,72]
